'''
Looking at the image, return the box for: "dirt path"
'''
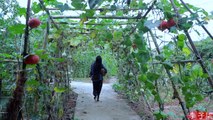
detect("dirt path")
[71,78,141,120]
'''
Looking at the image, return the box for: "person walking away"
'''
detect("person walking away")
[90,56,107,101]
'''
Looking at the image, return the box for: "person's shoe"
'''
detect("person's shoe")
[97,96,99,101]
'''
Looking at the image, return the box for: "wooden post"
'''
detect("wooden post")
[184,30,213,88]
[4,0,31,119]
[149,30,189,119]
[180,0,213,41]
[169,0,213,89]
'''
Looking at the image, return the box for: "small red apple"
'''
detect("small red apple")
[28,18,41,28]
[158,20,168,31]
[24,55,40,64]
[167,18,176,28]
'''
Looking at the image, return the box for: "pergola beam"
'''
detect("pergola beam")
[151,60,197,64]
[52,15,142,19]
[53,21,137,25]
[47,8,151,11]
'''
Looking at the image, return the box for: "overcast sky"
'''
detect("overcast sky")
[17,0,213,12]
[16,0,213,42]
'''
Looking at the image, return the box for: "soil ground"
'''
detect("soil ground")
[70,77,141,120]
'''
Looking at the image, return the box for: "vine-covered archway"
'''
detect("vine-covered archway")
[0,0,213,119]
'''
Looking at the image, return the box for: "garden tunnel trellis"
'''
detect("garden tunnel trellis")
[1,0,213,119]
[42,0,213,118]
[44,0,213,87]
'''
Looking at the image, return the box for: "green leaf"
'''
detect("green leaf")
[140,63,148,73]
[113,31,122,41]
[88,0,103,9]
[152,90,157,95]
[145,81,155,89]
[123,36,132,46]
[133,34,143,46]
[54,58,65,62]
[110,4,117,10]
[35,50,49,59]
[182,47,191,56]
[80,13,88,24]
[59,107,64,118]
[17,7,26,17]
[72,0,86,9]
[154,111,168,120]
[69,38,82,46]
[138,74,147,82]
[201,73,209,78]
[183,21,193,30]
[147,72,160,81]
[0,53,13,58]
[85,10,95,17]
[186,3,208,16]
[105,32,113,41]
[26,79,40,87]
[154,93,162,102]
[162,61,173,70]
[186,100,196,108]
[155,54,165,61]
[137,20,149,33]
[8,24,25,34]
[57,3,70,12]
[177,34,186,50]
[192,64,203,77]
[163,47,173,59]
[139,1,146,9]
[90,31,97,38]
[194,94,204,101]
[54,87,66,93]
[32,2,42,13]
[182,86,188,93]
[116,11,123,16]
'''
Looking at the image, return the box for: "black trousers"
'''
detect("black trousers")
[92,80,103,97]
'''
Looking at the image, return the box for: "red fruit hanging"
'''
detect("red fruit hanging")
[24,55,40,64]
[158,20,169,31]
[167,18,176,28]
[28,18,41,28]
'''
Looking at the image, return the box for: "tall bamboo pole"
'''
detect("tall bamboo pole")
[39,0,59,30]
[4,0,31,120]
[184,30,213,88]
[149,30,189,119]
[169,0,213,89]
[179,0,213,41]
